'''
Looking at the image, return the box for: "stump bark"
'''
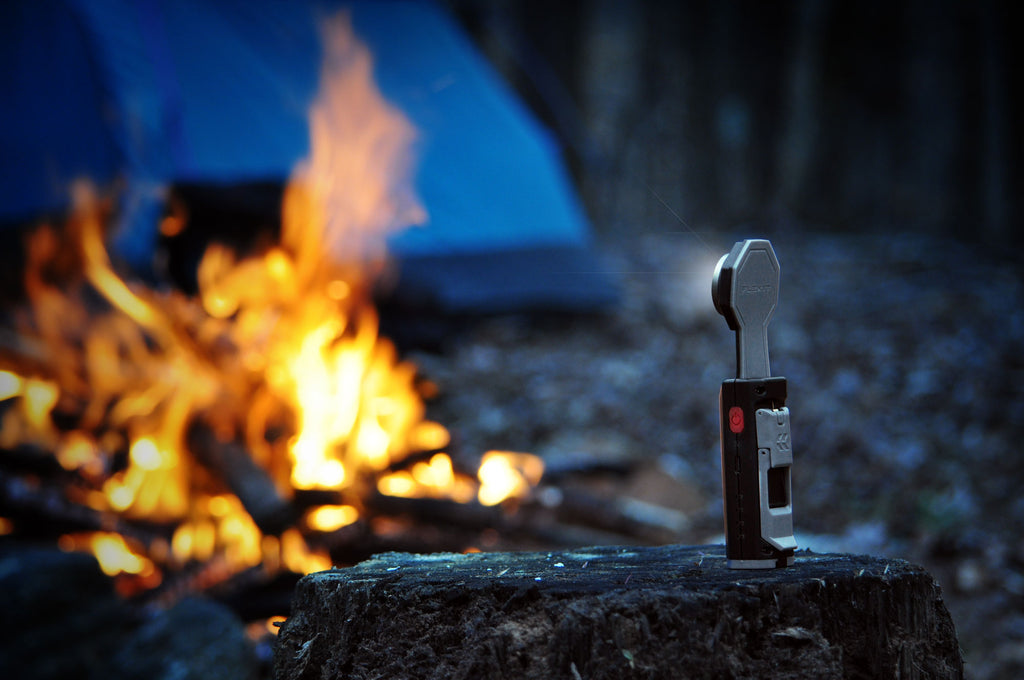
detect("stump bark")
[274,544,962,680]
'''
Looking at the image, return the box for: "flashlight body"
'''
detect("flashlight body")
[719,376,796,568]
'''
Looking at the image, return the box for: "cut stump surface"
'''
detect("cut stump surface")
[274,544,962,680]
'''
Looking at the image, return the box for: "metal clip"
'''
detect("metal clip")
[755,407,796,552]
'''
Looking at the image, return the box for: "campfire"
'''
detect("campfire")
[0,15,543,601]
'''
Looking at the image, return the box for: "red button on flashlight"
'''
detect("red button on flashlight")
[728,406,744,433]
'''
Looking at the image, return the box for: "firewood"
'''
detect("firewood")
[186,422,295,534]
[364,492,506,530]
[0,469,169,548]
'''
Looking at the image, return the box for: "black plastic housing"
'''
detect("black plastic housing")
[719,376,794,567]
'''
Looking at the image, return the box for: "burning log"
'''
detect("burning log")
[186,422,295,534]
[0,469,168,549]
[275,544,962,680]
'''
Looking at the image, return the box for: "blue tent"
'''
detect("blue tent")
[0,0,615,312]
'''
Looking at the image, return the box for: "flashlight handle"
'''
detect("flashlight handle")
[719,376,796,568]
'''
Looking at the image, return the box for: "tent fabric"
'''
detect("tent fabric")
[0,0,615,311]
[0,1,122,220]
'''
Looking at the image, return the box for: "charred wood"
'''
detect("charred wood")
[0,443,71,478]
[187,422,296,534]
[364,492,506,531]
[0,469,170,547]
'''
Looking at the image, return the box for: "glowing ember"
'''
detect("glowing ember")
[58,532,156,578]
[306,505,360,532]
[377,453,477,503]
[478,451,545,507]
[0,12,544,595]
[266,615,287,636]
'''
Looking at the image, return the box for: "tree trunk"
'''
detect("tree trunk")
[274,544,962,680]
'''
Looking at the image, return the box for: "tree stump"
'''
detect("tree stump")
[274,544,962,680]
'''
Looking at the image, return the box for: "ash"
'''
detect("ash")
[413,230,1024,680]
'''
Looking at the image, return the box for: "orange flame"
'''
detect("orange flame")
[58,532,156,578]
[0,370,24,401]
[377,453,477,503]
[0,13,543,592]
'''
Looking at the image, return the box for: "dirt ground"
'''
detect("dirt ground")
[414,228,1024,679]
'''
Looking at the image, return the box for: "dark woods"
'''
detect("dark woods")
[452,0,1021,244]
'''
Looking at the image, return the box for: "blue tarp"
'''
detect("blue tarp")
[0,0,615,311]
